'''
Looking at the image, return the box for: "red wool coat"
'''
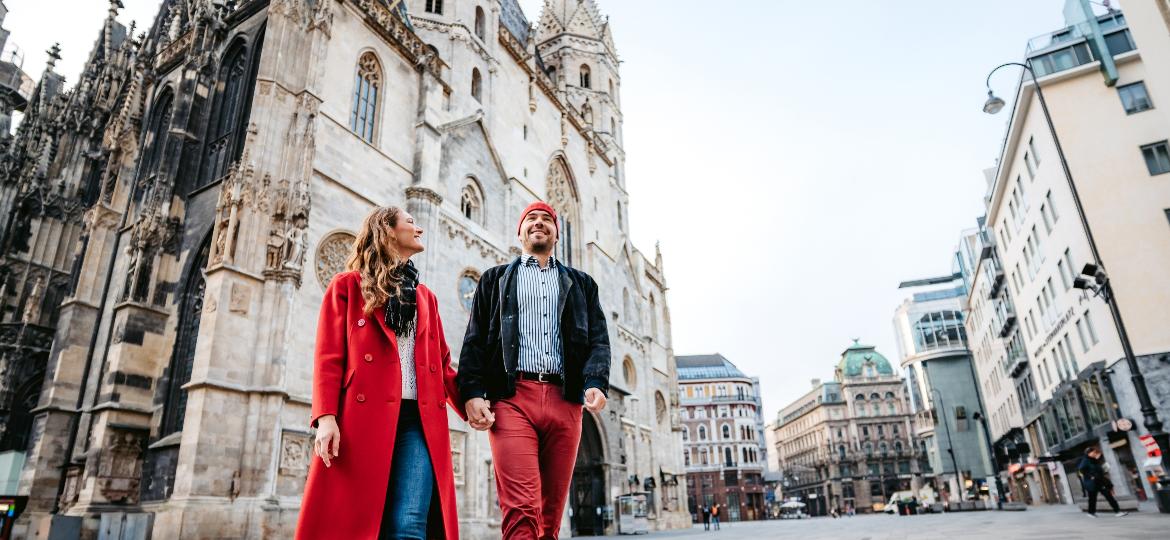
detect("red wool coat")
[296,271,464,540]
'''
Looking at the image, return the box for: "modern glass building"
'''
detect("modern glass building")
[893,236,995,504]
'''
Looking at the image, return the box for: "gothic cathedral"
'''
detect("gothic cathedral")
[0,1,687,537]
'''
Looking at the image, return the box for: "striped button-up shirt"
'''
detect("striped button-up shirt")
[516,253,564,375]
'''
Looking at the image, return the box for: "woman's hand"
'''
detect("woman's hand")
[314,415,341,467]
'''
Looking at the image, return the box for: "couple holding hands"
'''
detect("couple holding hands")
[296,202,611,540]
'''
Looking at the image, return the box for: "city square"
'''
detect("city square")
[642,505,1164,540]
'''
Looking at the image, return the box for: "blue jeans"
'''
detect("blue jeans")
[379,401,435,540]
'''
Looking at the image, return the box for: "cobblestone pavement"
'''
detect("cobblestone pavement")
[630,503,1168,539]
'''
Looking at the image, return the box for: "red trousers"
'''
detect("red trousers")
[489,380,583,539]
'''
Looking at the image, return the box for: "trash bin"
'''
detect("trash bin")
[1155,476,1170,514]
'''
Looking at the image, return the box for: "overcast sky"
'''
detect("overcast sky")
[4,0,1081,417]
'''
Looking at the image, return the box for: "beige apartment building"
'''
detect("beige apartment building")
[770,342,918,515]
[966,3,1170,510]
[676,354,768,522]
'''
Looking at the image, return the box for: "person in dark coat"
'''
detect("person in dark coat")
[1077,446,1128,518]
[702,506,711,530]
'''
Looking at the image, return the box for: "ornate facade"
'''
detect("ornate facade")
[770,341,921,515]
[0,0,687,538]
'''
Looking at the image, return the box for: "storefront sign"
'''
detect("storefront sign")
[1032,307,1076,359]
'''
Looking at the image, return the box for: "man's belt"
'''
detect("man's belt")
[517,371,564,385]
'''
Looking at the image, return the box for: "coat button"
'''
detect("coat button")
[356,393,366,403]
[364,354,373,362]
[357,318,366,327]
[429,364,437,373]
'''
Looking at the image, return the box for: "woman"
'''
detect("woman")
[297,207,463,540]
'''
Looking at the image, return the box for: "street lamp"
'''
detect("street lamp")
[984,61,1170,506]
[929,387,964,502]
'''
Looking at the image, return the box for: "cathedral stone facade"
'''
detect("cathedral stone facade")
[0,0,688,538]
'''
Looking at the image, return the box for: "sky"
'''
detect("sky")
[2,0,1080,417]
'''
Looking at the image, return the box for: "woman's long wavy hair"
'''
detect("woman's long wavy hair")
[346,206,408,315]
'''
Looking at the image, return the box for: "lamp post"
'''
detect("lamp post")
[930,387,965,502]
[984,61,1170,506]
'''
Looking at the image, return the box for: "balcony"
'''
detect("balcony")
[1006,349,1029,379]
[997,308,1018,338]
[1025,12,1135,78]
[987,267,1006,300]
[680,394,758,406]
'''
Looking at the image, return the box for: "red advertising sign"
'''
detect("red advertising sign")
[1139,434,1162,458]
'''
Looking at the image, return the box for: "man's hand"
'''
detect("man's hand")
[465,397,495,431]
[584,388,607,413]
[314,415,341,468]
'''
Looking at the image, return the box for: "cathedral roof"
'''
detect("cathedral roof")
[836,340,895,379]
[498,0,530,44]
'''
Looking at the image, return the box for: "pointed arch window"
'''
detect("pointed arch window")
[649,294,658,338]
[161,239,211,437]
[140,89,174,195]
[460,179,484,225]
[351,52,381,143]
[471,68,483,102]
[474,6,486,40]
[202,39,259,188]
[579,64,591,88]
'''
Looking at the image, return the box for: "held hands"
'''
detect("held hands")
[465,397,495,431]
[585,388,607,413]
[314,415,341,468]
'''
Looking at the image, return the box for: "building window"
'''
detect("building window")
[1024,152,1036,179]
[682,428,689,441]
[623,356,637,390]
[471,68,483,102]
[1141,141,1170,175]
[351,52,381,143]
[1028,136,1040,166]
[474,6,486,39]
[579,64,591,88]
[460,180,484,224]
[425,0,443,14]
[698,426,707,440]
[201,39,258,189]
[722,425,731,440]
[1045,191,1059,222]
[1083,310,1100,345]
[1118,81,1153,114]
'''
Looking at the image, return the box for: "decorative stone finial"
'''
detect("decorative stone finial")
[46,43,61,70]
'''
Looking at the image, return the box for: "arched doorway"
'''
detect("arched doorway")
[571,411,606,536]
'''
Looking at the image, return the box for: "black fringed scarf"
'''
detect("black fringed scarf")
[383,260,419,336]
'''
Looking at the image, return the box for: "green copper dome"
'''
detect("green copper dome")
[837,339,894,378]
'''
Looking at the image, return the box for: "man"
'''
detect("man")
[701,505,711,530]
[1077,446,1128,518]
[457,201,611,539]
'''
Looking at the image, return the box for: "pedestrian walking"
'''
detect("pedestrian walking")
[1077,446,1128,518]
[711,504,721,530]
[457,202,611,539]
[702,506,711,530]
[297,207,464,540]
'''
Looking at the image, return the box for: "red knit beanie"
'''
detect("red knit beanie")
[517,201,559,235]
